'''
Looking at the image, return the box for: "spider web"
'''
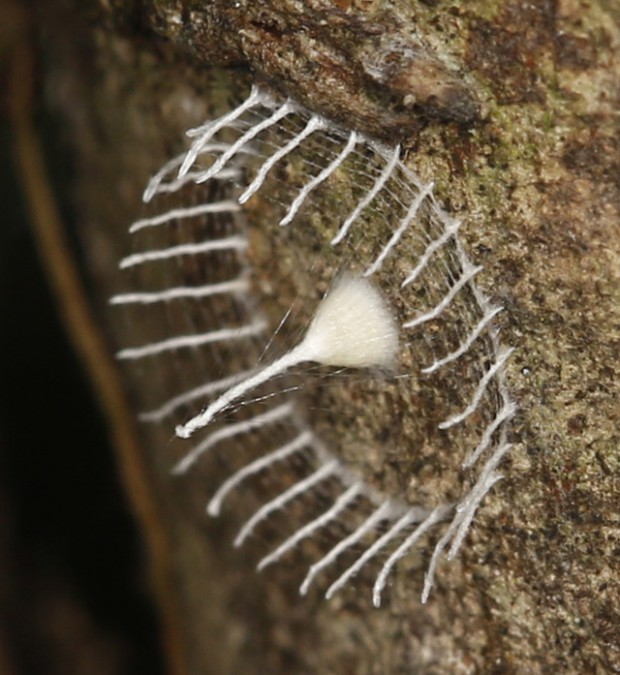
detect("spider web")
[111,86,515,605]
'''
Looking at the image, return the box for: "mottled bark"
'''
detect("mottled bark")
[9,0,619,673]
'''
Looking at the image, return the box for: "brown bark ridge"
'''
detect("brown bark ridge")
[17,0,620,673]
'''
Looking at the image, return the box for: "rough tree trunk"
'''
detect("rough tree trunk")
[6,0,619,673]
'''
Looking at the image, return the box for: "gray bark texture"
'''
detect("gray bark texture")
[5,0,619,673]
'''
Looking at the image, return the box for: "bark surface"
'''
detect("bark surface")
[7,0,619,673]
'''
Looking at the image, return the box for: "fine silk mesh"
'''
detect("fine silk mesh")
[112,87,515,605]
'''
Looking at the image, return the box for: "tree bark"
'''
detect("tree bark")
[8,0,619,673]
